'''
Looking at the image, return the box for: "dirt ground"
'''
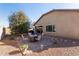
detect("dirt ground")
[0,39,22,56]
[1,35,79,56]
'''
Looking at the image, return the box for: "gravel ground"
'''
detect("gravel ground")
[1,35,79,56]
[27,47,79,56]
[24,35,79,56]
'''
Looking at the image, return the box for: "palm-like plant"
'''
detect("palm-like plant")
[19,44,28,55]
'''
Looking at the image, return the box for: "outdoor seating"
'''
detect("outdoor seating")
[28,29,38,42]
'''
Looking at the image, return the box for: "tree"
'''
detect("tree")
[9,11,30,35]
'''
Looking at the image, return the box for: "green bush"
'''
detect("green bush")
[20,44,28,50]
[9,11,30,35]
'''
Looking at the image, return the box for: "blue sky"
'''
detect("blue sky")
[1,3,79,27]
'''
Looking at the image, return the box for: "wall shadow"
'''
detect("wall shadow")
[9,50,21,55]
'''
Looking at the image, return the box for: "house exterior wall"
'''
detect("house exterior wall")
[35,10,79,39]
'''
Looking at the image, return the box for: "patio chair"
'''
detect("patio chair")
[28,29,38,42]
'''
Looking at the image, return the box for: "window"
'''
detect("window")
[46,25,52,32]
[46,25,56,32]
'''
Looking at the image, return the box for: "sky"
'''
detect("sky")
[1,3,79,27]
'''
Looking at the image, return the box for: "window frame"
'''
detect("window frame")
[46,25,56,32]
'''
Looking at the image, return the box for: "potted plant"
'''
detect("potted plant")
[19,44,28,56]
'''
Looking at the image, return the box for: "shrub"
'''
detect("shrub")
[20,44,28,50]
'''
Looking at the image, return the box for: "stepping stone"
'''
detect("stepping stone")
[26,50,33,54]
[24,38,28,40]
[40,45,44,49]
[72,41,76,44]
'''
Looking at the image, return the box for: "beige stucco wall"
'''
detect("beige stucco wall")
[35,10,79,39]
